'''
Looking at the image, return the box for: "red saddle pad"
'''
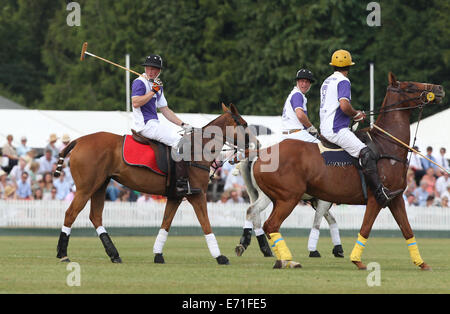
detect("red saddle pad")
[122,135,166,175]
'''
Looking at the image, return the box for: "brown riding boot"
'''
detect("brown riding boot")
[359,147,403,208]
[175,160,201,197]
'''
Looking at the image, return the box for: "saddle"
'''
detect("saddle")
[122,130,177,197]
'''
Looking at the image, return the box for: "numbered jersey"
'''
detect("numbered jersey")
[281,87,308,131]
[319,71,352,135]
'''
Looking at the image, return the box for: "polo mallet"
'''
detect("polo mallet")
[371,123,449,174]
[80,42,162,85]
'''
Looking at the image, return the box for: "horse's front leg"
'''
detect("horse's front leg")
[188,193,229,265]
[153,198,182,264]
[388,196,431,270]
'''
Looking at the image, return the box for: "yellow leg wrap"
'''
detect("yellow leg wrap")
[268,233,292,261]
[406,237,424,266]
[350,233,368,262]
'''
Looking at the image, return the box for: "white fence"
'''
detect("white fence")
[0,200,449,231]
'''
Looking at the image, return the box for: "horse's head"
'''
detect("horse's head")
[385,72,445,111]
[220,103,259,151]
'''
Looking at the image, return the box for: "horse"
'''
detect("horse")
[248,72,444,269]
[55,103,252,265]
[234,154,344,259]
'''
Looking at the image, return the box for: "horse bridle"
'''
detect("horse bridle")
[366,83,436,115]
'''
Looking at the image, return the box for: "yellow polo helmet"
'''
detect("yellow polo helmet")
[329,49,355,67]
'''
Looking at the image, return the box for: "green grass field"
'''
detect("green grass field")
[0,235,449,294]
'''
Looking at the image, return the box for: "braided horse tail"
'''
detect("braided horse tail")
[53,140,77,178]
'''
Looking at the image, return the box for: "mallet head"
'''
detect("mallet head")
[80,42,88,61]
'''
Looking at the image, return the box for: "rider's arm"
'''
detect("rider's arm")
[131,91,156,108]
[295,108,313,129]
[159,106,183,126]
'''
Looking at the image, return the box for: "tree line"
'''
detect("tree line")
[0,0,448,126]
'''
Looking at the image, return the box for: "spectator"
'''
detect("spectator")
[435,171,449,198]
[53,171,72,200]
[33,187,43,200]
[46,134,60,159]
[405,169,417,196]
[0,169,10,198]
[223,163,246,194]
[440,195,449,208]
[59,134,71,153]
[64,185,76,202]
[28,161,40,184]
[9,156,30,186]
[437,147,449,172]
[38,149,57,174]
[16,171,32,200]
[413,180,431,207]
[226,189,245,204]
[420,167,436,195]
[41,172,54,199]
[3,185,16,200]
[43,186,58,200]
[420,146,438,175]
[2,134,19,173]
[106,180,121,201]
[405,194,417,207]
[16,136,32,157]
[117,188,131,202]
[409,146,425,185]
[217,189,231,204]
[425,195,435,207]
[137,193,153,203]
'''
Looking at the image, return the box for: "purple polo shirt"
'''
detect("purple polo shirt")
[131,79,164,124]
[290,92,307,115]
[333,80,352,132]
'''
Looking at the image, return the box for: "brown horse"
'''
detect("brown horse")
[55,103,251,265]
[250,72,444,269]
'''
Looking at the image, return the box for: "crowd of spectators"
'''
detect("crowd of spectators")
[404,146,449,208]
[1,133,448,208]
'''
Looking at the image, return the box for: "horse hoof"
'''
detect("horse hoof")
[59,257,70,263]
[111,257,122,263]
[216,255,229,265]
[419,263,432,271]
[309,250,321,258]
[154,253,165,264]
[273,260,302,269]
[352,261,367,270]
[332,245,344,258]
[235,244,245,257]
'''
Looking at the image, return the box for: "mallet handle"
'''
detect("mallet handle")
[372,123,448,173]
[84,51,145,78]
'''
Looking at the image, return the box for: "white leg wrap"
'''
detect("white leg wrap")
[243,220,253,229]
[61,226,71,236]
[153,229,168,254]
[205,233,221,258]
[96,226,107,236]
[308,227,320,251]
[329,223,341,246]
[254,228,265,236]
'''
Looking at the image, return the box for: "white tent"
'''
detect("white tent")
[0,109,283,149]
[409,108,450,154]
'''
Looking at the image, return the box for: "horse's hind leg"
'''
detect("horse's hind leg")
[152,198,182,264]
[236,193,272,257]
[56,191,91,262]
[388,197,431,270]
[89,180,122,263]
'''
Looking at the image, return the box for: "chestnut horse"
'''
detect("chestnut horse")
[55,103,250,265]
[250,72,444,269]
